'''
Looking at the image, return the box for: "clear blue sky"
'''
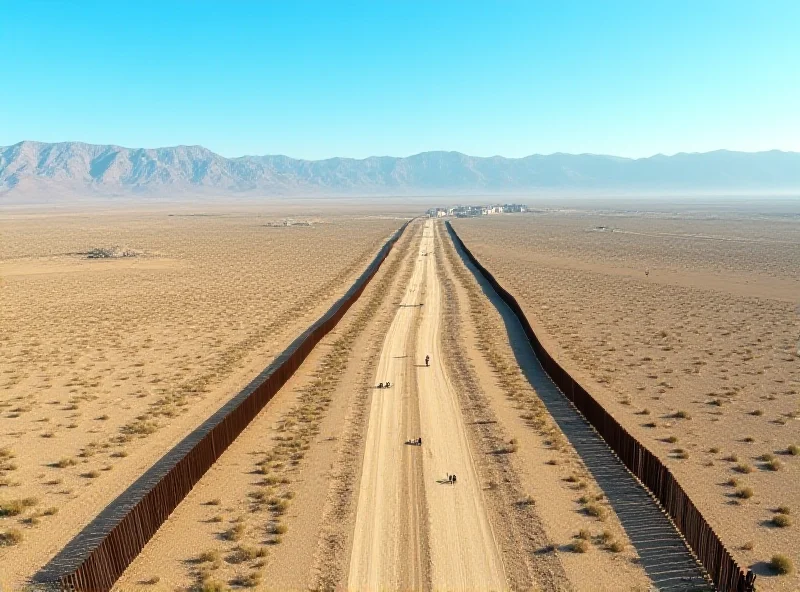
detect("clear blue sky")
[2,1,798,159]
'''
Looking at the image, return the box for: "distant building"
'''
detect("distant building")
[429,203,527,217]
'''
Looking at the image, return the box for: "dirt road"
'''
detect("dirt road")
[348,220,506,590]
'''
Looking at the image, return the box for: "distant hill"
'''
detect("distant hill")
[2,141,799,198]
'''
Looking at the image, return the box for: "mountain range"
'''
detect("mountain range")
[2,141,799,199]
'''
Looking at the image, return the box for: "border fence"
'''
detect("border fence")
[446,221,756,592]
[34,220,412,592]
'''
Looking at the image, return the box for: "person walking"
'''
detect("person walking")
[425,355,430,367]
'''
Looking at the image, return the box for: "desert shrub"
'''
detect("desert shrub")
[82,470,100,479]
[232,571,262,588]
[0,528,23,546]
[734,463,753,474]
[665,435,678,443]
[765,459,782,471]
[200,580,229,592]
[223,523,245,541]
[143,576,160,585]
[577,528,591,540]
[585,503,607,520]
[750,409,763,416]
[197,549,221,563]
[776,506,791,515]
[607,540,625,553]
[569,539,590,553]
[269,522,287,535]
[673,410,691,419]
[674,449,689,459]
[209,515,223,523]
[709,446,720,453]
[743,436,755,443]
[772,514,792,528]
[206,498,221,506]
[0,497,37,516]
[770,554,794,575]
[760,453,776,462]
[735,487,754,499]
[506,438,518,453]
[54,457,77,468]
[787,444,800,456]
[741,541,754,551]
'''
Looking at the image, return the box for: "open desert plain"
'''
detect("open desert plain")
[1,202,796,592]
[452,204,800,592]
[110,217,654,592]
[0,206,408,588]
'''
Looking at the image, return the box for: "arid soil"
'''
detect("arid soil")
[0,210,404,587]
[82,216,650,591]
[452,210,800,591]
[112,218,422,591]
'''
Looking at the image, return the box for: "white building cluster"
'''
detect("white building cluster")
[426,204,528,218]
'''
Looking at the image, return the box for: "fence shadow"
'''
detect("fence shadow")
[447,223,717,592]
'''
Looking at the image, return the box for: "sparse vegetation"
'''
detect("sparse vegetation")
[772,514,792,528]
[770,554,794,575]
[0,528,23,546]
[223,522,245,541]
[569,538,590,553]
[585,503,607,520]
[607,540,625,553]
[197,549,222,563]
[735,486,753,499]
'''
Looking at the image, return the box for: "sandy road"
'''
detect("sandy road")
[348,220,506,591]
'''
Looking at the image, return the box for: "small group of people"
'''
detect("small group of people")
[406,437,422,446]
[446,473,458,484]
[377,381,392,389]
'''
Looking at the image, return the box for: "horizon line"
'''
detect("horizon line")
[2,139,798,163]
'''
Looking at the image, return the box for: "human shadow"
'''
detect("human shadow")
[448,226,714,592]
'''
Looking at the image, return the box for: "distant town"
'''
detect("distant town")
[426,204,528,218]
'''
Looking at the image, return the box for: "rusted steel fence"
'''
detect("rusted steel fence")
[446,221,756,592]
[34,220,412,592]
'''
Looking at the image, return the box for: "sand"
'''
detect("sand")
[0,209,404,587]
[112,216,422,591]
[8,202,790,590]
[452,208,800,591]
[349,221,506,591]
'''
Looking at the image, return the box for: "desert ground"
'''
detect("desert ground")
[5,202,790,591]
[112,219,651,591]
[452,207,799,591]
[0,208,405,587]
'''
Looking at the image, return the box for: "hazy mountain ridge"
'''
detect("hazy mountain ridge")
[2,141,800,197]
